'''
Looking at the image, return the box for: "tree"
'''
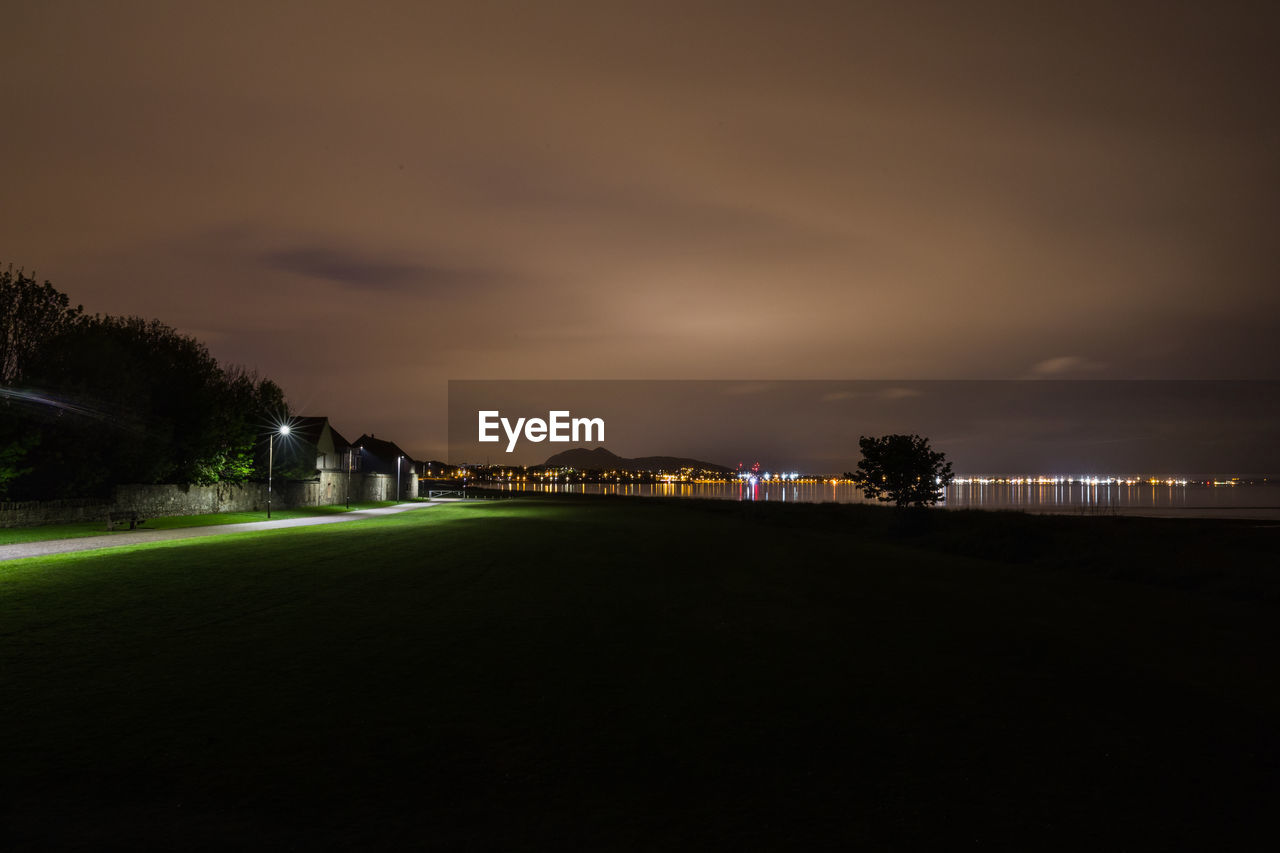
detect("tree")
[24,315,225,492]
[848,434,954,508]
[1,268,82,496]
[0,266,298,499]
[0,266,84,384]
[16,316,293,498]
[0,434,38,499]
[200,365,289,485]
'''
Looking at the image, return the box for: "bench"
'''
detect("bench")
[106,510,146,531]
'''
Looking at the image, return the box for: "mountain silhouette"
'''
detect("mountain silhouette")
[543,446,732,473]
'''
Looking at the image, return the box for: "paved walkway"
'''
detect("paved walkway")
[0,501,454,562]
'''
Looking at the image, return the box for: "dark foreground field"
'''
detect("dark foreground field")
[2,498,1277,849]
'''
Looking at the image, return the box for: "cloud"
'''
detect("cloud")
[260,246,490,293]
[821,390,858,402]
[822,387,922,402]
[722,382,777,396]
[880,387,922,400]
[1030,356,1106,377]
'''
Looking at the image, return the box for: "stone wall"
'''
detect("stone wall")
[0,498,110,528]
[318,471,383,503]
[315,471,415,502]
[114,482,268,518]
[0,471,420,528]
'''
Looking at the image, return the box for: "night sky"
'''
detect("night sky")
[5,1,1278,461]
[449,380,1280,474]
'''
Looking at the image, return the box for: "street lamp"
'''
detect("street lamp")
[268,424,291,518]
[396,454,402,501]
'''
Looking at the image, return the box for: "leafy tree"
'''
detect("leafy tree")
[205,366,289,484]
[847,434,954,508]
[17,316,292,497]
[2,267,297,499]
[0,266,84,384]
[25,315,224,492]
[267,430,325,482]
[0,434,38,499]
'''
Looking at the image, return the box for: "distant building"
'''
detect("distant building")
[419,460,455,478]
[274,421,418,504]
[351,433,418,500]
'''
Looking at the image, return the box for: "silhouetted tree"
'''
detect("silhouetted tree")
[0,266,299,499]
[847,434,954,508]
[0,266,84,384]
[15,316,291,498]
[1,268,84,493]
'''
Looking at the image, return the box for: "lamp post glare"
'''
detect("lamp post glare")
[268,424,291,519]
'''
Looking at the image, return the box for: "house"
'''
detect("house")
[351,433,418,500]
[272,422,419,504]
[286,416,358,505]
[290,416,353,474]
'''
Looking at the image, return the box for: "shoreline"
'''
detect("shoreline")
[467,484,1280,522]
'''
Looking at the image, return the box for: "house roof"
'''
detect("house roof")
[292,416,351,452]
[352,433,413,464]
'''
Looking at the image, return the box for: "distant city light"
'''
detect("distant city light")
[948,475,1193,487]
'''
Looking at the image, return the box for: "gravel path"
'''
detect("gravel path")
[0,501,453,562]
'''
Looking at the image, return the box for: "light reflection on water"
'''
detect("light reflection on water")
[477,481,1280,516]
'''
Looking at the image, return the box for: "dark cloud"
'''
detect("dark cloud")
[261,247,422,288]
[1030,357,1106,378]
[260,246,490,293]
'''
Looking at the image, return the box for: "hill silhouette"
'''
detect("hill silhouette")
[543,447,732,473]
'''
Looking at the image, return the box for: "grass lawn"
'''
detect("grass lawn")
[1,498,1276,848]
[0,501,401,545]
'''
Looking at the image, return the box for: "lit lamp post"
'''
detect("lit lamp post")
[396,454,402,501]
[268,424,291,518]
[346,445,352,509]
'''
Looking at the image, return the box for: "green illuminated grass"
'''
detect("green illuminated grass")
[0,500,400,545]
[1,499,1276,848]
